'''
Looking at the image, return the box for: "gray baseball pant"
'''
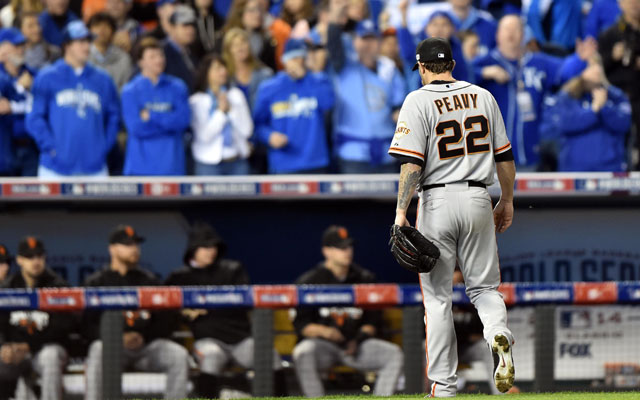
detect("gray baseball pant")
[194,337,282,374]
[0,344,67,400]
[84,338,189,400]
[292,337,404,397]
[418,186,514,397]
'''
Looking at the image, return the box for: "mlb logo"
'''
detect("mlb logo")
[438,53,445,58]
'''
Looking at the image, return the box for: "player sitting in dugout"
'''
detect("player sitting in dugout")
[165,222,286,398]
[0,237,75,400]
[82,225,189,400]
[292,225,404,397]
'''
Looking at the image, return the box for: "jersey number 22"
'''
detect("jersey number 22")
[436,115,490,160]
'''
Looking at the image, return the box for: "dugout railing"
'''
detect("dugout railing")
[1,282,639,397]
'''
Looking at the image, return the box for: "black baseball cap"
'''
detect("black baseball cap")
[109,225,145,245]
[412,37,453,71]
[17,236,46,258]
[322,225,354,249]
[0,243,11,264]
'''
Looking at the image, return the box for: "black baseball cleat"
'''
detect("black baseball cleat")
[491,333,515,393]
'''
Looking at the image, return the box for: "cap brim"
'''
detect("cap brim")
[412,62,419,71]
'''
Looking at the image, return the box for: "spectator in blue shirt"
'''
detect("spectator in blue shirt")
[0,73,17,176]
[473,15,562,170]
[327,0,406,174]
[585,0,621,41]
[523,0,582,55]
[543,57,631,172]
[0,28,38,176]
[253,39,335,174]
[122,37,191,176]
[397,7,470,91]
[447,0,497,57]
[26,21,120,178]
[38,0,79,46]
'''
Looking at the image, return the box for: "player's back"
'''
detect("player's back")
[390,80,511,186]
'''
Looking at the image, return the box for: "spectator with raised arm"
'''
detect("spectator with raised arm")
[0,237,74,400]
[327,0,405,174]
[190,53,253,175]
[83,225,189,400]
[122,37,190,176]
[253,38,334,174]
[26,21,120,178]
[472,15,561,170]
[543,56,631,172]
[38,0,79,46]
[396,3,469,91]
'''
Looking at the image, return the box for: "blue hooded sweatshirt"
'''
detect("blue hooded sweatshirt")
[26,60,120,175]
[121,74,190,176]
[543,86,631,172]
[253,71,334,174]
[473,49,562,167]
[38,11,79,47]
[0,73,18,173]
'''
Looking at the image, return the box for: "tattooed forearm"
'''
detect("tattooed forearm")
[396,163,422,212]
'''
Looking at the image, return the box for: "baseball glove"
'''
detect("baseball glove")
[389,225,440,274]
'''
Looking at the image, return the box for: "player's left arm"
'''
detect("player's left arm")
[395,162,422,227]
[494,160,515,233]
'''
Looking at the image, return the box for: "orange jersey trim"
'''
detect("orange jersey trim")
[494,143,511,154]
[389,147,425,160]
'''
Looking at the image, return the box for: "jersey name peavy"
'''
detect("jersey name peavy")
[433,93,478,115]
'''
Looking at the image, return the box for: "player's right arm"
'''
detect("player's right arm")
[395,163,422,227]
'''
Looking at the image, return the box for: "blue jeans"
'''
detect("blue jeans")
[194,159,250,176]
[337,159,399,174]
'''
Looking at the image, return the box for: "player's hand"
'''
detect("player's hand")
[591,87,608,113]
[123,332,145,351]
[0,343,14,364]
[398,0,409,27]
[343,339,358,356]
[322,327,345,343]
[493,199,513,233]
[182,308,207,321]
[140,109,150,122]
[12,343,29,363]
[269,132,289,149]
[482,65,510,84]
[394,213,410,227]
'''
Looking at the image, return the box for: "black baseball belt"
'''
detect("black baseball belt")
[422,180,486,191]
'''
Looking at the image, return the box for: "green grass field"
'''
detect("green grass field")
[239,393,640,400]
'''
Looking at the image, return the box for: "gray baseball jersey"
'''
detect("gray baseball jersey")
[389,80,514,397]
[388,80,511,186]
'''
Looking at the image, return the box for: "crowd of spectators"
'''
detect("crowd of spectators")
[0,0,637,176]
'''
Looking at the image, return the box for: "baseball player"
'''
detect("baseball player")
[389,37,516,397]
